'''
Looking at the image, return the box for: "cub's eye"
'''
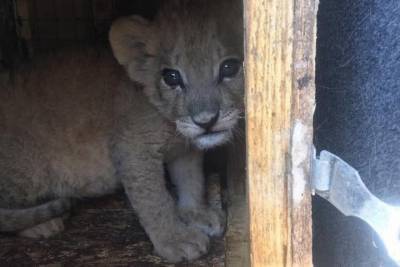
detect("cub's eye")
[219,58,241,81]
[162,68,184,88]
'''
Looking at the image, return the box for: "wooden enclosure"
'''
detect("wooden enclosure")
[0,0,318,266]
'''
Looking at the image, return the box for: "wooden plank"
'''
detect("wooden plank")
[243,0,317,266]
[0,195,225,266]
[290,0,317,265]
[225,121,250,267]
[16,0,32,41]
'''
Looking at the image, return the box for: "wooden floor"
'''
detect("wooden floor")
[0,194,224,267]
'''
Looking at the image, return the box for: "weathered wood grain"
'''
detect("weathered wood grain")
[243,0,317,266]
[225,123,250,267]
[290,0,317,266]
[0,194,224,267]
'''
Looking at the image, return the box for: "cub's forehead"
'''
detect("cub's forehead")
[156,0,242,67]
[161,26,226,68]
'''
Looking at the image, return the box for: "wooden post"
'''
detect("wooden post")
[225,120,250,267]
[244,0,317,266]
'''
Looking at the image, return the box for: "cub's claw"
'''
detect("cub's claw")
[152,222,210,263]
[179,206,226,237]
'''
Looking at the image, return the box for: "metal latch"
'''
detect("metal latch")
[311,147,400,265]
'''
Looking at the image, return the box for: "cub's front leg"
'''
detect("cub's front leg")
[168,149,226,237]
[117,151,209,263]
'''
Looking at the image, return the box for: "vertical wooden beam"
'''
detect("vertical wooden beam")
[290,0,317,265]
[16,0,32,41]
[225,121,250,267]
[244,0,317,266]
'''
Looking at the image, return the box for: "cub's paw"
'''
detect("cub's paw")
[152,222,210,263]
[18,217,65,238]
[179,206,226,237]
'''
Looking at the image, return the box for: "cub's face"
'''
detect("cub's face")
[110,0,243,149]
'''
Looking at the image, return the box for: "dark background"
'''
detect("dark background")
[0,0,161,69]
[314,0,400,266]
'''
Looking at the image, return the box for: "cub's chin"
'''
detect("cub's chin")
[192,130,233,150]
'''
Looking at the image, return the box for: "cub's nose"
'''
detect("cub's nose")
[191,111,219,130]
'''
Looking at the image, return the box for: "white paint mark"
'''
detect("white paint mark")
[291,120,309,205]
[294,60,307,70]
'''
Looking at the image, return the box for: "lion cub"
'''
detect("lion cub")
[0,0,243,262]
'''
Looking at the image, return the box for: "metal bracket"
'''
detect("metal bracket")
[311,147,400,265]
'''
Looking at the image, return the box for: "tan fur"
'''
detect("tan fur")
[0,0,243,262]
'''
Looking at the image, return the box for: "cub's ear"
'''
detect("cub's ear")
[109,16,158,66]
